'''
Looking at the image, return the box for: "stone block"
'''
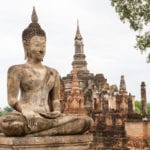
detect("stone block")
[0,134,93,150]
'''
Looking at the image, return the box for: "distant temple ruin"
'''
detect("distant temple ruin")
[62,22,135,116]
[62,22,150,149]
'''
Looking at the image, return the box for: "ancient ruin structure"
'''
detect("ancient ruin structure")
[63,21,137,117]
[119,75,127,94]
[128,93,134,114]
[141,81,147,116]
[64,65,87,115]
[62,21,93,93]
[71,20,89,74]
[115,75,135,113]
[62,23,138,149]
[62,22,136,116]
[122,82,150,149]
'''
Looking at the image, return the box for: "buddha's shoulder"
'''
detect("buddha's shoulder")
[44,66,59,75]
[8,64,25,74]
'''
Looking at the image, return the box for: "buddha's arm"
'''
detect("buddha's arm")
[49,70,61,113]
[7,66,21,112]
[7,66,40,127]
[40,70,62,119]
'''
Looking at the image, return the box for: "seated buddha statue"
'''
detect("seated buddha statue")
[0,7,93,137]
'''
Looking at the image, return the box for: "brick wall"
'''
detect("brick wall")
[125,120,150,139]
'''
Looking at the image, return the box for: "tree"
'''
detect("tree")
[135,100,141,114]
[110,0,150,62]
[147,102,150,115]
[135,100,150,115]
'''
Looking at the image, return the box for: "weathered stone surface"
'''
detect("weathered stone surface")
[126,138,150,149]
[0,7,93,137]
[64,65,87,115]
[125,120,150,139]
[141,81,147,116]
[0,134,93,150]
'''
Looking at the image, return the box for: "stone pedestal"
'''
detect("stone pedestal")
[0,134,93,150]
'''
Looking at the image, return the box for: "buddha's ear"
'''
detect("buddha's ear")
[22,40,29,60]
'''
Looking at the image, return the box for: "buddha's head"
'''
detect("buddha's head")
[22,7,46,61]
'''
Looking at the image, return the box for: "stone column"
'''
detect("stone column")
[128,93,133,114]
[119,75,127,94]
[102,94,109,114]
[141,82,147,116]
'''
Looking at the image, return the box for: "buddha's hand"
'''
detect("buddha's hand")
[39,111,61,119]
[22,109,40,129]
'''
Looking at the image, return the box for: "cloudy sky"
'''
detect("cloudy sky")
[0,0,149,108]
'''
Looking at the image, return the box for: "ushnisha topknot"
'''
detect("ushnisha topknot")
[22,7,46,41]
[22,7,46,59]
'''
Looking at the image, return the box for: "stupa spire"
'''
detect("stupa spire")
[119,75,127,94]
[75,20,82,40]
[71,20,89,74]
[31,6,38,23]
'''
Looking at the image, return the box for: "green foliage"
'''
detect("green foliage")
[0,110,8,116]
[135,100,141,114]
[4,106,13,112]
[110,0,150,61]
[0,106,13,116]
[147,102,150,115]
[134,100,150,115]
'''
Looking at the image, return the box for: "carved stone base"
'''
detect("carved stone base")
[0,134,93,150]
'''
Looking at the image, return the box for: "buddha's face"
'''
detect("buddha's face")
[28,35,46,61]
